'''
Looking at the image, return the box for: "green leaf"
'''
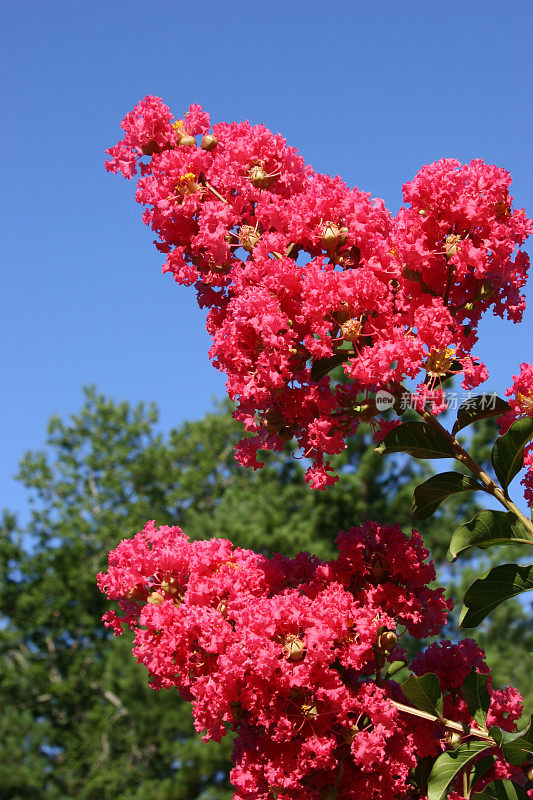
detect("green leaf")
[411,472,484,519]
[376,422,456,460]
[401,673,443,719]
[428,741,494,800]
[452,394,511,436]
[411,757,434,794]
[448,510,533,562]
[473,780,530,800]
[386,660,406,677]
[310,351,350,381]
[490,726,504,746]
[460,563,533,627]
[491,416,533,490]
[461,669,490,729]
[500,715,533,766]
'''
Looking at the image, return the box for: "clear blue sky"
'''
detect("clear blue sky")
[2,0,532,517]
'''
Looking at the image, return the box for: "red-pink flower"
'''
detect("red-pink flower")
[107,98,531,488]
[498,363,533,506]
[98,520,525,799]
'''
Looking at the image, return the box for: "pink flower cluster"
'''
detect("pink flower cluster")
[106,97,532,488]
[498,362,533,505]
[412,639,522,732]
[412,640,526,799]
[98,520,522,800]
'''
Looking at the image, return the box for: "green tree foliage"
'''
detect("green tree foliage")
[0,388,530,799]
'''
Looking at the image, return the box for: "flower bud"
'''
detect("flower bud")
[201,134,218,151]
[341,319,363,342]
[283,634,306,662]
[377,630,397,653]
[147,591,165,606]
[444,234,461,258]
[524,762,533,782]
[160,575,180,596]
[216,599,228,618]
[238,225,261,252]
[179,134,197,148]
[372,558,385,579]
[248,165,277,189]
[321,222,348,252]
[444,730,463,750]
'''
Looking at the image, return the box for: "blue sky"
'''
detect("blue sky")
[2,0,532,517]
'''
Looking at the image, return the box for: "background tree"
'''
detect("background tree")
[1,388,530,800]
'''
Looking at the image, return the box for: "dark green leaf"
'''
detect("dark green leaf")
[461,670,490,729]
[460,563,533,627]
[448,511,533,562]
[310,351,350,381]
[501,716,533,766]
[376,422,456,460]
[428,741,494,800]
[401,673,443,719]
[386,660,406,677]
[411,472,484,519]
[452,394,511,436]
[491,417,533,490]
[473,780,530,800]
[411,757,434,794]
[490,726,504,746]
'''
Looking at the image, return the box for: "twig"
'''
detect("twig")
[390,700,494,742]
[414,402,533,538]
[204,181,229,204]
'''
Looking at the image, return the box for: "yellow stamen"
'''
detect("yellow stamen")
[426,347,456,377]
[175,172,198,197]
[516,392,533,418]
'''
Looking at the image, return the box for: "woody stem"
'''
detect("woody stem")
[415,403,533,536]
[389,700,494,742]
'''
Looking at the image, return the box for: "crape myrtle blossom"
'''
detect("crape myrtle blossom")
[498,362,533,506]
[106,97,532,489]
[98,520,524,800]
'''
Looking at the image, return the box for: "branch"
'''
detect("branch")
[390,700,494,742]
[414,403,533,537]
